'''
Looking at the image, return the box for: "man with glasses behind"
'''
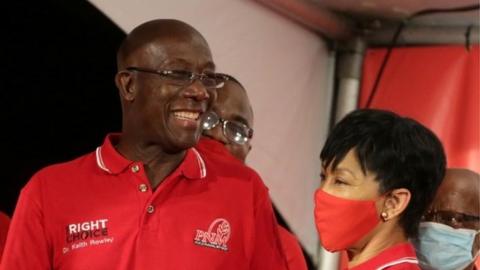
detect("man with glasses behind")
[199,74,312,270]
[1,19,286,270]
[200,75,254,162]
[414,168,480,270]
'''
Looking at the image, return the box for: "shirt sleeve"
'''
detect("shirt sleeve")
[249,174,289,270]
[0,175,52,270]
[0,212,10,262]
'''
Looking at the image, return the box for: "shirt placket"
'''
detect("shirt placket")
[126,162,158,231]
[128,162,183,231]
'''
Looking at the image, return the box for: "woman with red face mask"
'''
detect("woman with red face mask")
[314,109,446,270]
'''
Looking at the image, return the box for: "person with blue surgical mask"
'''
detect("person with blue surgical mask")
[414,168,480,270]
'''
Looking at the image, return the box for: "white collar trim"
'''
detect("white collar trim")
[377,257,418,270]
[192,147,206,178]
[95,146,111,173]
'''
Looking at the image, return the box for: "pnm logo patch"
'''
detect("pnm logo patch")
[194,218,231,251]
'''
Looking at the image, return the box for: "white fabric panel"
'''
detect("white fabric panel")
[88,0,333,259]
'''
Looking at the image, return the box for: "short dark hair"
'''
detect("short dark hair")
[320,109,446,238]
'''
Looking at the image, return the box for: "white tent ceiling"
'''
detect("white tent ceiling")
[256,0,480,45]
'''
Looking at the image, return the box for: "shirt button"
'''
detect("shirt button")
[146,205,155,214]
[138,184,148,193]
[131,164,140,173]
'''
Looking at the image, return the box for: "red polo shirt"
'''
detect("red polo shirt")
[197,137,302,269]
[1,134,287,270]
[195,137,244,166]
[347,243,420,270]
[0,212,9,262]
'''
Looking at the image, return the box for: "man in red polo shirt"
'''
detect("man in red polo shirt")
[0,211,9,262]
[1,19,286,270]
[199,74,310,270]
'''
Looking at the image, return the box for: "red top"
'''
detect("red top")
[1,134,287,270]
[0,212,10,262]
[197,137,305,270]
[348,243,420,270]
[195,137,243,165]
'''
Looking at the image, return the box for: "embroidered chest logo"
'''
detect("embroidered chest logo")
[63,218,114,254]
[194,218,231,251]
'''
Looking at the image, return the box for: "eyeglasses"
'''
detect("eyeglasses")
[126,67,225,89]
[202,111,253,145]
[422,209,480,230]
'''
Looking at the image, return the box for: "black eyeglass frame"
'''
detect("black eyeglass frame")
[126,66,225,89]
[203,111,254,145]
[422,209,480,230]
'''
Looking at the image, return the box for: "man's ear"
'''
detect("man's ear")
[115,71,136,101]
[381,188,411,221]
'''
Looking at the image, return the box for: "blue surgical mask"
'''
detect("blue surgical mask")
[413,221,479,270]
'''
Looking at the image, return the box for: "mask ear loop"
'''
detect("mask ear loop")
[473,230,480,260]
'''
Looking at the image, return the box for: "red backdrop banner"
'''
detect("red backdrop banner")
[359,45,479,173]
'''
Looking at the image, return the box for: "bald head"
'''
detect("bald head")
[117,19,212,71]
[432,168,480,218]
[444,168,479,190]
[114,19,217,155]
[114,18,215,114]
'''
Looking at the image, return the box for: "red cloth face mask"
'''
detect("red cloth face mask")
[314,189,381,252]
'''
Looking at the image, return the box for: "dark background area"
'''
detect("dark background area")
[2,0,125,215]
